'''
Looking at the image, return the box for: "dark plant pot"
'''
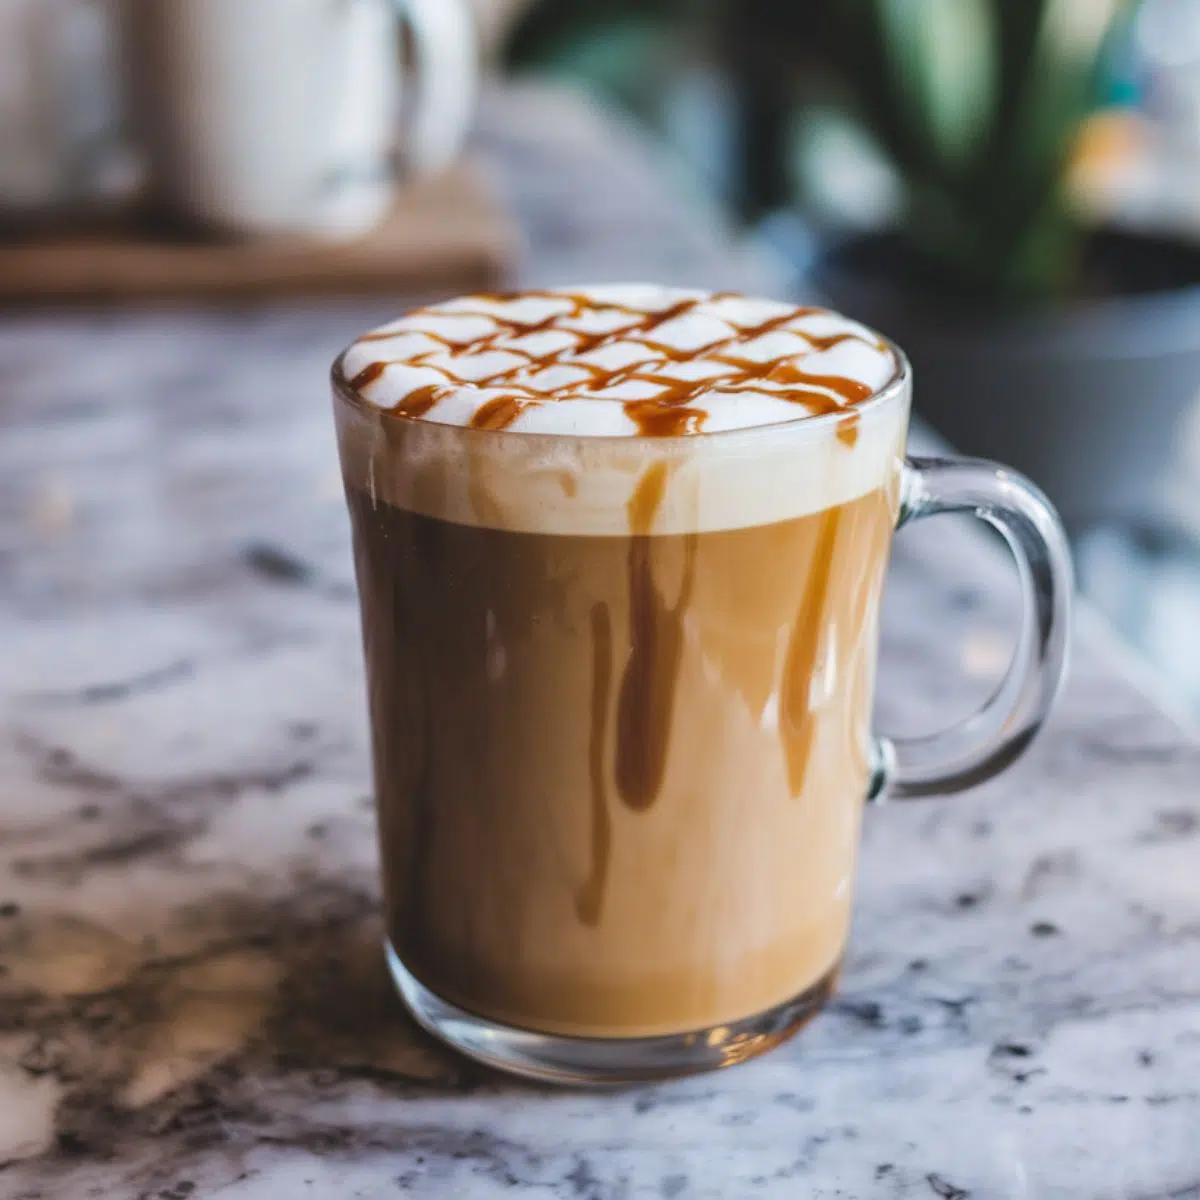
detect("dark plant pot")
[813,231,1200,535]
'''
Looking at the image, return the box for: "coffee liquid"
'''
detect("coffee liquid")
[347,483,896,1037]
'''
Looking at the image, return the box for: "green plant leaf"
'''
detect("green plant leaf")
[878,0,995,172]
[823,0,1127,300]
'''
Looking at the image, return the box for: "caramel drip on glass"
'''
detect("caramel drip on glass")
[626,458,669,536]
[615,463,697,811]
[780,507,843,796]
[575,602,614,927]
[802,330,883,353]
[348,291,884,437]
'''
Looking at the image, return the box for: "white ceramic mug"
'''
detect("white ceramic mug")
[126,0,478,240]
[0,0,133,220]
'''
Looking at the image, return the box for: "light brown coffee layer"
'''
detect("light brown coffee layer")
[346,482,899,1038]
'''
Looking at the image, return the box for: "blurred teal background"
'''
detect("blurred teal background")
[496,0,1200,713]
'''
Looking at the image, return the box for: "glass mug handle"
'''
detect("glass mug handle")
[867,456,1074,802]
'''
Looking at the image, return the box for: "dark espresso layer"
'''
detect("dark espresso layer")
[346,485,897,1037]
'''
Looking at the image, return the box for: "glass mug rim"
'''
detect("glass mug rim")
[329,337,912,449]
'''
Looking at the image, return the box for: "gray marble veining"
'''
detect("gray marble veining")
[2,85,1199,1200]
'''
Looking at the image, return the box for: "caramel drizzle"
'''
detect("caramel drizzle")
[624,401,707,438]
[395,384,442,420]
[577,462,692,921]
[349,361,387,390]
[614,462,698,812]
[350,291,884,437]
[575,602,613,927]
[471,395,526,431]
[780,507,843,797]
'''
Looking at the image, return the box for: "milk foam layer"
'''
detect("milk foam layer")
[334,287,911,536]
[339,284,899,437]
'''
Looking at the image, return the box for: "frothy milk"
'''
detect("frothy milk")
[340,284,897,434]
[334,285,907,536]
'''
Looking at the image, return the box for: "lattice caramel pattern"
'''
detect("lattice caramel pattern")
[344,288,894,438]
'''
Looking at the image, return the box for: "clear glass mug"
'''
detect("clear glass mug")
[332,324,1072,1086]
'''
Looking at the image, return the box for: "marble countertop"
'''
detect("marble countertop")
[3,86,1200,1200]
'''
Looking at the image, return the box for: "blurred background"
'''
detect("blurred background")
[502,0,1200,713]
[3,0,1200,712]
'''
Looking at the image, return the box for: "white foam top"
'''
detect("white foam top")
[338,284,898,436]
[333,286,910,535]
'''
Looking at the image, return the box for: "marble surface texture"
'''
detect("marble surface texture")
[2,86,1200,1200]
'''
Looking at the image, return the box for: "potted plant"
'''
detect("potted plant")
[796,0,1200,534]
[504,0,694,122]
[501,0,1200,532]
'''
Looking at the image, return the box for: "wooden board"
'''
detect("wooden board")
[0,163,514,305]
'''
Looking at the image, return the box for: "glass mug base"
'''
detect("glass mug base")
[385,940,841,1086]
